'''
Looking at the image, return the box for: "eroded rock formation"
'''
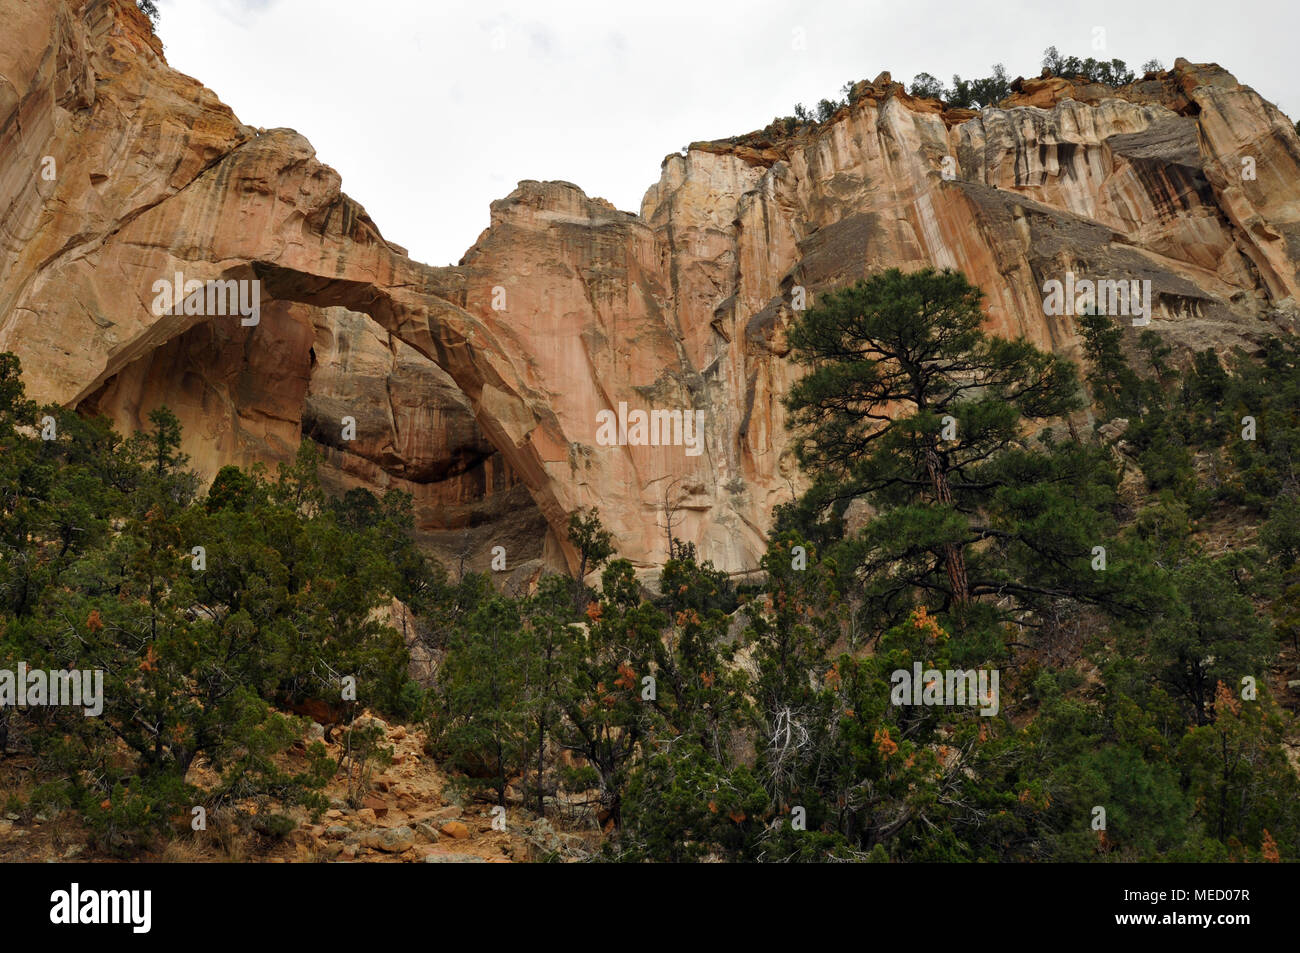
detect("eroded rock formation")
[3,0,1299,576]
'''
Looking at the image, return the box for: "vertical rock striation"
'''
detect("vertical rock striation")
[3,1,1298,574]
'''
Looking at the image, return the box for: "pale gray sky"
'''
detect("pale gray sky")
[154,0,1299,267]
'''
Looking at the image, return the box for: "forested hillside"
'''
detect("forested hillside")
[3,268,1296,862]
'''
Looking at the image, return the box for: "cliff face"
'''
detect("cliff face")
[3,0,1299,575]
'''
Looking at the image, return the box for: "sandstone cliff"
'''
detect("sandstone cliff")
[3,0,1298,576]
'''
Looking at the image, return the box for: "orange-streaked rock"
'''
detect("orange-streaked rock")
[3,0,1298,579]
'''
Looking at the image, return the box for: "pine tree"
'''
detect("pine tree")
[434,592,530,806]
[567,506,615,614]
[784,268,1136,642]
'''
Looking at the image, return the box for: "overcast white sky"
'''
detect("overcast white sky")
[154,0,1298,267]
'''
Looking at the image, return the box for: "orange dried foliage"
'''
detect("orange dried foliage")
[874,727,898,759]
[1262,829,1280,863]
[1214,680,1242,717]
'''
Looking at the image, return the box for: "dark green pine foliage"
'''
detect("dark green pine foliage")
[0,356,421,848]
[783,267,1145,651]
[433,592,530,807]
[5,269,1300,864]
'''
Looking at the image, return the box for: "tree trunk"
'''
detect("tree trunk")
[924,444,970,606]
[496,738,506,809]
[536,717,545,815]
[573,554,588,616]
